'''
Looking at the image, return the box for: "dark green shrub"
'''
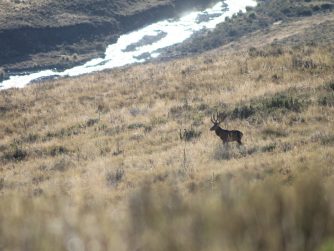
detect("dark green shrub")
[22,133,39,143]
[325,81,334,91]
[296,6,313,16]
[231,105,255,119]
[312,5,320,11]
[128,123,146,130]
[3,144,27,161]
[229,90,309,122]
[86,118,99,127]
[318,94,334,107]
[321,4,334,11]
[263,94,305,112]
[49,146,69,157]
[320,134,334,146]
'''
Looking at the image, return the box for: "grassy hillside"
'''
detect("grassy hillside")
[1,9,334,251]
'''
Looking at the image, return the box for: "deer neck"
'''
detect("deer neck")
[215,126,228,135]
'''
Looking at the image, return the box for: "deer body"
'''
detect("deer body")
[210,113,243,145]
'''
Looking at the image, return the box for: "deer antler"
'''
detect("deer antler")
[211,114,216,123]
[211,112,220,124]
[211,112,228,124]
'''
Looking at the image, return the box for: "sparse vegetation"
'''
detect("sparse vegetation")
[0,5,333,250]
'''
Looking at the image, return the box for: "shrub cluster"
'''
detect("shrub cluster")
[230,90,309,121]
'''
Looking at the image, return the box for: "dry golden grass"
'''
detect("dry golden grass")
[0,31,334,250]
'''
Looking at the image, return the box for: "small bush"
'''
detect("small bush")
[231,105,255,119]
[320,134,334,146]
[169,104,192,119]
[128,123,146,130]
[150,116,167,127]
[3,143,27,161]
[248,12,256,19]
[33,188,44,197]
[52,157,74,172]
[229,89,309,122]
[318,93,334,107]
[321,4,334,11]
[326,81,334,91]
[97,102,110,114]
[180,128,201,141]
[292,56,318,70]
[22,133,39,143]
[261,143,277,152]
[296,6,313,16]
[265,94,305,112]
[86,118,99,127]
[106,168,125,187]
[44,124,84,140]
[49,146,69,157]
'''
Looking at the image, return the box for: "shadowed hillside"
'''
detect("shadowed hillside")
[0,0,217,72]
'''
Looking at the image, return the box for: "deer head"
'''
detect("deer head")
[210,112,227,131]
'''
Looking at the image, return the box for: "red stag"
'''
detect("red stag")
[210,113,243,145]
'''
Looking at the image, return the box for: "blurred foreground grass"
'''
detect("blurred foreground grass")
[2,166,334,251]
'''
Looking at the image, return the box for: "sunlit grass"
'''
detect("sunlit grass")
[0,38,333,250]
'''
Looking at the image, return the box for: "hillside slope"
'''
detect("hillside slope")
[0,8,334,250]
[161,0,334,57]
